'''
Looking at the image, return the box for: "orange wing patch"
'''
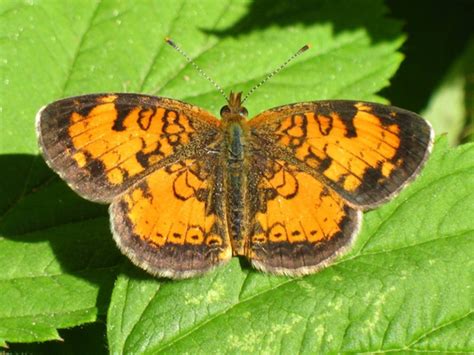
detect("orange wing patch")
[282,109,400,191]
[249,100,433,208]
[247,159,361,275]
[68,98,193,182]
[36,93,221,202]
[110,159,231,278]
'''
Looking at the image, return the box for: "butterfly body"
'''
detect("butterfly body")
[220,92,252,256]
[224,123,247,255]
[36,92,433,278]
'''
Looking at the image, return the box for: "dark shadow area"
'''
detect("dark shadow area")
[0,153,51,215]
[0,154,109,235]
[0,154,122,313]
[382,0,474,113]
[119,258,167,282]
[462,46,474,143]
[204,0,401,43]
[6,319,108,355]
[238,255,253,272]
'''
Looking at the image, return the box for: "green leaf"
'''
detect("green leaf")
[0,156,120,344]
[0,209,121,344]
[1,0,471,352]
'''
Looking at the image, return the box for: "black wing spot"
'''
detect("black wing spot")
[112,107,133,131]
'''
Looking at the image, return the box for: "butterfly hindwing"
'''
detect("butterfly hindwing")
[245,156,361,275]
[110,158,231,278]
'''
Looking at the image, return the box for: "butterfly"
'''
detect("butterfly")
[36,40,433,279]
[36,89,433,279]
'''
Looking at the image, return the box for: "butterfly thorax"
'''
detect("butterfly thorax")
[220,92,251,255]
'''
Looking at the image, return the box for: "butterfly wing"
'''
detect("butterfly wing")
[110,158,231,278]
[244,100,433,275]
[37,93,230,278]
[36,93,221,202]
[245,156,361,275]
[249,100,433,209]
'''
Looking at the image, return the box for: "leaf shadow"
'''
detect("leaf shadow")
[203,0,401,44]
[383,0,474,113]
[0,154,123,310]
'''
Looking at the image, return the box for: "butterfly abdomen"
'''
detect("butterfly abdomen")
[224,122,249,255]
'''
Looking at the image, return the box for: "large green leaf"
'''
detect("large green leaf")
[1,0,471,352]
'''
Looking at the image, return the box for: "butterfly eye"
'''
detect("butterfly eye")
[239,107,248,117]
[220,105,231,116]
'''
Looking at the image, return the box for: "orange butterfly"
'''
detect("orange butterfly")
[36,43,433,279]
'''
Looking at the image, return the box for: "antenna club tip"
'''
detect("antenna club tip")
[302,44,312,51]
[164,37,175,46]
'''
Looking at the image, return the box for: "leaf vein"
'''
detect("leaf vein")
[61,0,103,95]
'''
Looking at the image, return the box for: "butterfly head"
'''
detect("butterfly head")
[220,91,248,121]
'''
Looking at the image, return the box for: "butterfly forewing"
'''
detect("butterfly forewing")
[36,93,221,203]
[248,100,433,209]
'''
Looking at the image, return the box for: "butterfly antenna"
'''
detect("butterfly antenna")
[241,44,311,104]
[165,37,228,101]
